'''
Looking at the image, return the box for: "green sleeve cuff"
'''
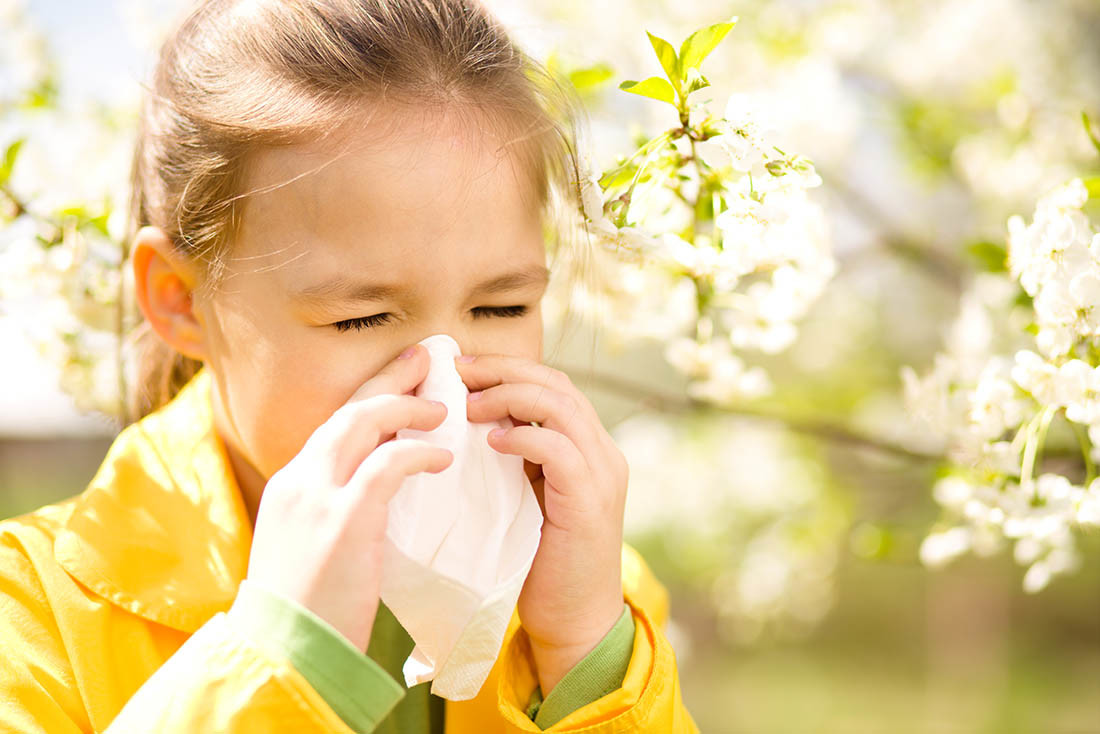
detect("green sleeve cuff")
[227,579,406,733]
[523,602,635,729]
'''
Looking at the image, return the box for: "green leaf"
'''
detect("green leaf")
[58,205,90,221]
[683,67,710,96]
[1084,177,1100,220]
[1085,112,1100,156]
[0,138,25,186]
[568,63,614,93]
[646,31,682,92]
[18,75,58,111]
[599,130,673,189]
[86,212,111,238]
[599,164,637,189]
[601,166,655,190]
[966,240,1008,273]
[678,17,738,73]
[619,77,677,106]
[1014,288,1033,310]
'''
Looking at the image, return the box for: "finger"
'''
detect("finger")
[352,342,432,401]
[342,438,454,507]
[305,394,448,485]
[467,382,600,452]
[454,354,601,425]
[488,424,590,501]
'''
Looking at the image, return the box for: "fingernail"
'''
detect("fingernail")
[398,345,418,359]
[468,390,484,401]
[489,427,507,439]
[456,354,476,363]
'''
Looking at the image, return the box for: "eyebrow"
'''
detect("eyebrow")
[290,263,551,305]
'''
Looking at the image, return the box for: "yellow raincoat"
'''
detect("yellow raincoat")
[0,367,699,732]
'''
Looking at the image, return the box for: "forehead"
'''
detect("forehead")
[230,104,546,289]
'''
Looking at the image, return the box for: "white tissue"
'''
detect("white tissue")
[380,333,544,700]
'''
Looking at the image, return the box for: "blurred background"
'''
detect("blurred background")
[2,1,1100,732]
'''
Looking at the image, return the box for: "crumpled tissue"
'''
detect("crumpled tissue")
[380,333,544,700]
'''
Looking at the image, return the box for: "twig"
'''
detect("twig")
[0,184,28,219]
[557,363,943,462]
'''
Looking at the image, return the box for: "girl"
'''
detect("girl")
[0,0,698,731]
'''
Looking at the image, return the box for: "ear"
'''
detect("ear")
[131,225,208,361]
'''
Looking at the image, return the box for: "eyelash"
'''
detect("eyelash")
[331,305,529,333]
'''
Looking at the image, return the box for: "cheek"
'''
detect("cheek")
[482,308,543,361]
[204,299,406,474]
[202,293,275,355]
[525,309,544,363]
[250,407,312,478]
[232,382,327,479]
[534,306,544,362]
[236,359,372,478]
[478,338,540,364]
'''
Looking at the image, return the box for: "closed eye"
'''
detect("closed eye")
[331,312,392,332]
[331,305,529,333]
[476,305,528,319]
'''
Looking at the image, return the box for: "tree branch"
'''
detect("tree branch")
[558,363,943,463]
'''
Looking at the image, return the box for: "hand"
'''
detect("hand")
[246,343,453,652]
[455,353,628,693]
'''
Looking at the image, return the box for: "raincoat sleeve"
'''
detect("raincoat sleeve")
[523,601,636,728]
[0,534,404,734]
[495,544,701,733]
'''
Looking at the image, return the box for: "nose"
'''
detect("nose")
[413,327,477,360]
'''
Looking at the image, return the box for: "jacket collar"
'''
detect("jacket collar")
[53,366,253,633]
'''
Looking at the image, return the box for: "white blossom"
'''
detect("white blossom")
[708,93,773,174]
[665,335,772,402]
[920,527,972,568]
[571,71,834,406]
[905,177,1100,592]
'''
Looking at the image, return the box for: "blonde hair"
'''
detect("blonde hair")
[125,0,590,423]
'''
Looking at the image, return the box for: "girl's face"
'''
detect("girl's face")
[192,107,549,487]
